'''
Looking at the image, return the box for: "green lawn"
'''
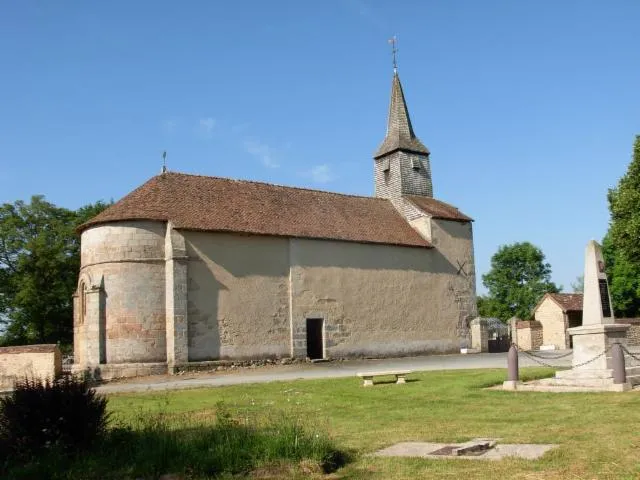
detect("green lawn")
[107,368,640,479]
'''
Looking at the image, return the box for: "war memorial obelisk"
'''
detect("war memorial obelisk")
[552,240,631,391]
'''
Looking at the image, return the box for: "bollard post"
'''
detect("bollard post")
[507,344,519,382]
[503,344,520,390]
[612,343,626,385]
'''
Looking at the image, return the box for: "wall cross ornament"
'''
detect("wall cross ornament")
[456,259,468,277]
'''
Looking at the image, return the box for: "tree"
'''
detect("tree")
[571,275,584,293]
[603,136,640,318]
[479,242,560,321]
[0,196,109,346]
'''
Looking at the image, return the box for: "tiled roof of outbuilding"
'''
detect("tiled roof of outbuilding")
[80,172,433,248]
[547,293,583,312]
[405,195,473,222]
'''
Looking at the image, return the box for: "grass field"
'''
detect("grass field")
[106,367,640,479]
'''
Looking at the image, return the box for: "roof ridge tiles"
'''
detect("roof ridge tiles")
[159,171,385,201]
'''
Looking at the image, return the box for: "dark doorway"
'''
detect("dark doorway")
[306,318,324,360]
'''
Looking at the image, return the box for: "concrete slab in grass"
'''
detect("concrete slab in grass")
[375,439,557,461]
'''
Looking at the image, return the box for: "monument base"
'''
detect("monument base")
[543,323,632,391]
[567,323,629,371]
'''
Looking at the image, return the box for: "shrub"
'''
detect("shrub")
[1,398,348,479]
[0,374,108,460]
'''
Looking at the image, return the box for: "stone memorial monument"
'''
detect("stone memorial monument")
[552,240,631,391]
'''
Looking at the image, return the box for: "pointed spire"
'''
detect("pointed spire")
[374,72,429,159]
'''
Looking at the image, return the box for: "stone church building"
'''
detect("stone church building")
[73,71,478,377]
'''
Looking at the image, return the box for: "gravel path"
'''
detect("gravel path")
[96,350,573,395]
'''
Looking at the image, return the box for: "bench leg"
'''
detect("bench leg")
[395,375,406,384]
[362,377,374,387]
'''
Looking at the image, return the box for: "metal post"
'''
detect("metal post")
[507,344,519,382]
[612,343,626,384]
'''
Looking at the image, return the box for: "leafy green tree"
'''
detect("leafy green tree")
[0,196,109,346]
[571,275,584,293]
[607,136,640,263]
[480,242,560,321]
[603,233,640,318]
[603,136,640,318]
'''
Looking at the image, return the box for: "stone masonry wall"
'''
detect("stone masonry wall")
[516,321,543,351]
[534,297,568,349]
[617,319,640,346]
[76,221,476,366]
[627,324,640,347]
[0,345,61,390]
[78,222,167,365]
[165,223,189,370]
[428,219,477,345]
[184,232,290,361]
[289,238,463,358]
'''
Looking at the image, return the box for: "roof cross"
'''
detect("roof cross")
[388,36,398,72]
[161,151,167,174]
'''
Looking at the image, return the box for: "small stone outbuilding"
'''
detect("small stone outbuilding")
[533,293,583,349]
[0,345,62,390]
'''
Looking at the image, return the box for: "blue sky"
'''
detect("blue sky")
[1,1,639,293]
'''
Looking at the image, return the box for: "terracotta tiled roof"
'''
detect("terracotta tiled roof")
[548,293,583,312]
[80,172,432,248]
[405,195,473,222]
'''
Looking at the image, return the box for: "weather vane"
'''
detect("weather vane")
[161,151,167,174]
[388,36,398,72]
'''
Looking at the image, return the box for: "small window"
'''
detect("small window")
[411,158,421,171]
[382,158,390,172]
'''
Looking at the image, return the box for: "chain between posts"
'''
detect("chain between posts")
[516,344,612,369]
[517,348,574,360]
[620,345,640,363]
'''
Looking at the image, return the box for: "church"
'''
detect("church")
[73,70,478,378]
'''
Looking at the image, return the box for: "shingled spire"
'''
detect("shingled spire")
[374,72,430,159]
[374,71,433,199]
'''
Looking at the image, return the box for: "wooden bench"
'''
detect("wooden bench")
[356,370,412,387]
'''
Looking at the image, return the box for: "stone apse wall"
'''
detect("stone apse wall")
[75,218,476,376]
[0,345,62,390]
[75,221,166,368]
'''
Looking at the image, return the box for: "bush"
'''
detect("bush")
[0,404,348,479]
[0,374,108,461]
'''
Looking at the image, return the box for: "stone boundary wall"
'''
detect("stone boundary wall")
[516,321,543,351]
[616,318,640,346]
[0,344,62,390]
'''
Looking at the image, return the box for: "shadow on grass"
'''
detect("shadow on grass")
[470,367,556,389]
[2,413,350,480]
